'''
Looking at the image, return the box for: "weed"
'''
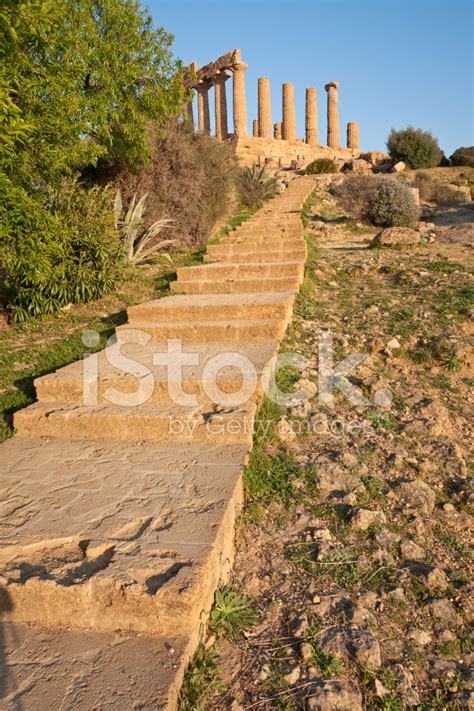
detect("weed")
[243,449,305,509]
[179,645,224,710]
[208,588,256,639]
[366,411,396,431]
[443,355,461,372]
[309,643,345,678]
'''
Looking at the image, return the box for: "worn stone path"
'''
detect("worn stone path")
[0,175,316,709]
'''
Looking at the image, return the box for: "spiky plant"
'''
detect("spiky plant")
[238,166,276,209]
[208,587,256,639]
[114,190,175,265]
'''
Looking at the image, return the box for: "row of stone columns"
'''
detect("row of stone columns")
[192,68,359,151]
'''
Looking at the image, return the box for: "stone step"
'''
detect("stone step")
[209,239,306,253]
[126,292,294,324]
[175,261,304,281]
[34,341,279,406]
[0,437,248,639]
[204,248,307,263]
[116,318,288,343]
[170,275,300,294]
[14,400,257,444]
[225,234,303,246]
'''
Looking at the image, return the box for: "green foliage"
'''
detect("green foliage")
[238,166,276,209]
[333,176,418,227]
[244,448,305,508]
[179,646,224,711]
[209,588,256,639]
[306,158,338,174]
[114,190,174,264]
[387,127,443,169]
[1,0,184,186]
[367,178,419,227]
[450,146,474,167]
[309,644,345,678]
[1,177,123,321]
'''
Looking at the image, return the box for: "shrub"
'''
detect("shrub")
[450,146,474,167]
[0,177,123,322]
[368,179,419,227]
[110,122,238,248]
[433,184,470,205]
[306,158,338,174]
[332,176,382,219]
[333,176,418,227]
[414,171,435,201]
[387,127,443,169]
[238,166,276,209]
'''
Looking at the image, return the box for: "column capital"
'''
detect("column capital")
[325,81,339,92]
[196,79,212,92]
[213,70,231,85]
[232,61,248,74]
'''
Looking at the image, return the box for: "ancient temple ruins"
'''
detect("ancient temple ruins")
[184,48,362,166]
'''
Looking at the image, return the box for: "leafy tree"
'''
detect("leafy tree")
[387,126,443,169]
[450,146,474,167]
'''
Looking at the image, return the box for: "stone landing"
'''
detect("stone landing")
[0,175,316,709]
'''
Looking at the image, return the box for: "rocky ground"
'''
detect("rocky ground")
[182,179,473,710]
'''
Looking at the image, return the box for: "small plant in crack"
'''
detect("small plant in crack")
[208,587,256,639]
[179,645,224,710]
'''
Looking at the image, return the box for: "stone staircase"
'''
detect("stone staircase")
[0,175,316,709]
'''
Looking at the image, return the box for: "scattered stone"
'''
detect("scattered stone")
[429,598,462,626]
[306,680,363,711]
[371,678,389,697]
[351,508,386,531]
[390,161,406,173]
[408,627,432,646]
[400,540,425,561]
[292,615,309,638]
[276,417,296,443]
[319,625,381,668]
[283,665,301,685]
[416,565,449,592]
[372,227,421,247]
[397,479,436,514]
[386,337,401,350]
[300,642,313,661]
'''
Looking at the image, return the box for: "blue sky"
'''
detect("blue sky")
[148,0,473,156]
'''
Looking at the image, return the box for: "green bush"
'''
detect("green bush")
[450,146,474,167]
[387,127,443,169]
[306,158,338,174]
[238,166,276,209]
[1,178,123,322]
[333,176,418,227]
[368,179,419,227]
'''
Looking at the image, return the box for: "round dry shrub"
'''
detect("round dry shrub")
[414,171,435,201]
[387,127,443,169]
[450,146,474,167]
[306,158,338,174]
[331,175,382,220]
[368,179,419,227]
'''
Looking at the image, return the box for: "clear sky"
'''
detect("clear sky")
[148,0,473,156]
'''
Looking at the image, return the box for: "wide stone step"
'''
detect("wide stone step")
[0,437,248,639]
[14,400,257,444]
[170,276,300,294]
[206,241,306,257]
[175,261,304,281]
[204,249,307,263]
[126,292,294,324]
[34,341,279,406]
[116,318,288,343]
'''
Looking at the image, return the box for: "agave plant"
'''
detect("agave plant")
[238,166,276,209]
[114,190,175,265]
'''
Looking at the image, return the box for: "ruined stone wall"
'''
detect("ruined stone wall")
[231,136,361,168]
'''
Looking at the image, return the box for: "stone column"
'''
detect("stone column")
[305,87,318,145]
[325,81,340,148]
[213,71,229,140]
[258,77,272,139]
[232,62,248,137]
[274,122,282,140]
[252,119,259,137]
[347,121,360,150]
[282,83,296,143]
[196,81,211,135]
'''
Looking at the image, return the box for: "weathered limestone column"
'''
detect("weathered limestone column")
[305,87,318,145]
[258,77,272,139]
[347,121,360,150]
[325,81,340,148]
[196,81,211,135]
[232,62,248,137]
[282,83,296,143]
[252,119,259,137]
[274,122,282,140]
[213,71,229,140]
